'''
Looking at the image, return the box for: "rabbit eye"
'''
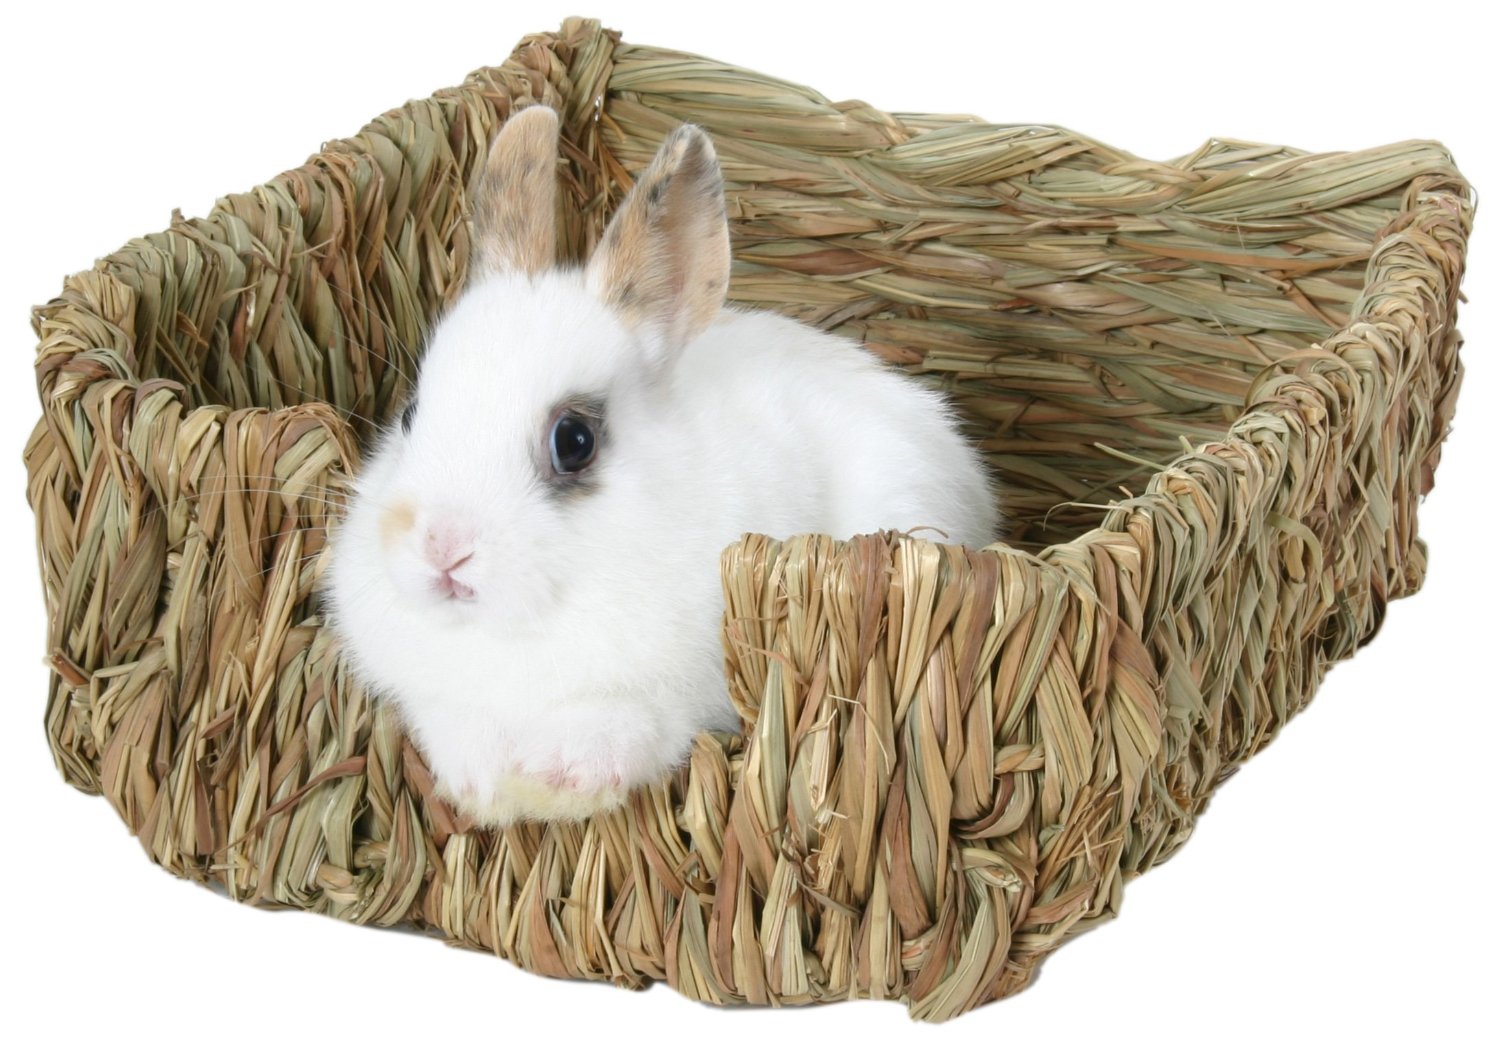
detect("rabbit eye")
[549,412,597,474]
[400,400,417,435]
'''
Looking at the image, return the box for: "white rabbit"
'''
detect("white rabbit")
[324,105,997,826]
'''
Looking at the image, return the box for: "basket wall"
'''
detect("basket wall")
[24,17,1471,1021]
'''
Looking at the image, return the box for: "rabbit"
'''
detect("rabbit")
[324,104,998,827]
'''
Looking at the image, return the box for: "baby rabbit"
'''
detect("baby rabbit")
[325,105,997,826]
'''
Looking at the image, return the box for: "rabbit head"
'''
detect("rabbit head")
[328,106,734,643]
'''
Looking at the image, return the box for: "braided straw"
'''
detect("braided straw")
[24,17,1472,1020]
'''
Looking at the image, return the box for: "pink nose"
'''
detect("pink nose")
[423,524,475,588]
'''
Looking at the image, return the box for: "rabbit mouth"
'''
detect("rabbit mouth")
[433,572,476,601]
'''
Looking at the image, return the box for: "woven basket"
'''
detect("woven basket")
[25,17,1473,1021]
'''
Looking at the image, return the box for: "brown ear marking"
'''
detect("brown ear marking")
[471,105,560,277]
[588,125,730,352]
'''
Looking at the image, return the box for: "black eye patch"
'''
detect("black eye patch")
[541,395,607,496]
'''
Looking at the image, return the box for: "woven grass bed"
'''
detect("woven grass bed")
[25,17,1472,1021]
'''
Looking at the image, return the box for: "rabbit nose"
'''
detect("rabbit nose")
[423,524,476,576]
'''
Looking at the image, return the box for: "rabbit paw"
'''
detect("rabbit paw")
[509,743,629,813]
[422,705,678,827]
[533,755,623,795]
[491,759,628,822]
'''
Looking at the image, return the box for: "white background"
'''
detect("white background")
[2,1,1493,1036]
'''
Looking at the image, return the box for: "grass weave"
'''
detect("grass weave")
[24,16,1472,1020]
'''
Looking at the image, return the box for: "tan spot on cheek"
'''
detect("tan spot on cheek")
[380,501,416,548]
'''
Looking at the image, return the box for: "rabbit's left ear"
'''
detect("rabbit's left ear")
[471,105,559,276]
[587,125,730,360]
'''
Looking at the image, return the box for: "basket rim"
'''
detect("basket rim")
[26,18,1474,583]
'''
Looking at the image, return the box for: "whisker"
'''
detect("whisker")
[318,277,429,378]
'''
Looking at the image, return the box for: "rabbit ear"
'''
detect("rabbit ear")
[586,125,729,359]
[471,105,559,276]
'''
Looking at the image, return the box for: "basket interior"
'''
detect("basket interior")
[724,136,1402,548]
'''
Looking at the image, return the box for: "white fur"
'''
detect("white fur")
[324,157,998,828]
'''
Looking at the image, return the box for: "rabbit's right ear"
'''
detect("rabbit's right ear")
[470,105,560,277]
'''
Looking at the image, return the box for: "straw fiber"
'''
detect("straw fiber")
[24,17,1472,1020]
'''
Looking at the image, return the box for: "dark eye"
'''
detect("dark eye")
[549,413,597,474]
[400,400,417,435]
